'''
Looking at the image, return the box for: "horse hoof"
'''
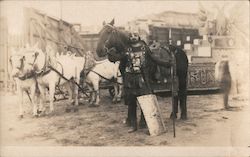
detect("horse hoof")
[33,114,39,118]
[88,104,98,108]
[180,115,187,120]
[180,117,187,120]
[65,108,71,113]
[170,113,177,119]
[73,107,79,112]
[116,98,121,102]
[37,109,43,115]
[112,98,117,103]
[79,102,85,106]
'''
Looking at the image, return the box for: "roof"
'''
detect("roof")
[137,11,200,29]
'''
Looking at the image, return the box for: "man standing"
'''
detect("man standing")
[121,32,152,133]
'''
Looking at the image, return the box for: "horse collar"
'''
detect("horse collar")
[18,72,35,80]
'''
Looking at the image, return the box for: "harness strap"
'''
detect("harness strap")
[56,61,64,86]
[48,65,89,97]
[18,71,35,80]
[88,69,123,85]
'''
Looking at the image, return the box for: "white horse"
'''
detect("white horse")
[23,44,86,114]
[85,59,123,106]
[9,48,41,118]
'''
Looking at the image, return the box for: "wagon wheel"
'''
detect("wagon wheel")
[108,86,115,98]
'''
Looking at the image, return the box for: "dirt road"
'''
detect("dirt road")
[0,91,249,147]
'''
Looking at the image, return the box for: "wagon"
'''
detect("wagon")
[150,62,220,96]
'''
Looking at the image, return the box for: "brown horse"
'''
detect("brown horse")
[96,19,189,121]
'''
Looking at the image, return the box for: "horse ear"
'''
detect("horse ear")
[109,18,115,26]
[103,21,106,26]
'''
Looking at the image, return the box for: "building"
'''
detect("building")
[125,11,202,47]
[79,26,125,52]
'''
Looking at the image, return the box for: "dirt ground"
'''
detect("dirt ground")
[0,90,249,147]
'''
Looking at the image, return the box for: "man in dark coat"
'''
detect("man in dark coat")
[121,32,173,133]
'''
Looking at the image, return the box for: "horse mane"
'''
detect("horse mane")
[107,29,130,53]
[97,25,130,57]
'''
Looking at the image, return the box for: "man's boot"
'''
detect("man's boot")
[128,119,137,133]
[124,105,132,126]
[124,117,131,127]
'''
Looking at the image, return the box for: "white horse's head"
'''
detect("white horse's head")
[22,43,45,73]
[9,48,26,77]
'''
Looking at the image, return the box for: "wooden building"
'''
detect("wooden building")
[80,33,99,52]
[0,7,87,92]
[125,11,202,47]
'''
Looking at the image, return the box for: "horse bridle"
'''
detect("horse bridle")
[28,52,39,67]
[9,55,25,70]
[27,50,48,75]
[103,24,116,55]
[103,26,128,59]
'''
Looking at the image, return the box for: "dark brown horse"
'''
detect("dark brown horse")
[96,19,189,120]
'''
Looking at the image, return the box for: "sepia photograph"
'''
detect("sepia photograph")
[0,0,249,156]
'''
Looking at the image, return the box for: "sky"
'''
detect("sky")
[0,0,244,34]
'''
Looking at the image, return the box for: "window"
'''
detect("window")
[177,40,181,46]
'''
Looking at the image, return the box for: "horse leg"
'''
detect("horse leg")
[114,75,123,103]
[116,83,122,102]
[87,84,94,104]
[179,78,187,120]
[223,92,230,109]
[38,85,46,115]
[180,92,187,120]
[170,96,178,119]
[74,81,79,106]
[18,87,24,118]
[112,82,118,103]
[49,82,55,113]
[30,83,38,117]
[92,80,100,106]
[65,83,73,112]
[73,81,79,112]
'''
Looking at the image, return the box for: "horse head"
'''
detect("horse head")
[22,44,46,74]
[9,48,26,77]
[96,19,130,62]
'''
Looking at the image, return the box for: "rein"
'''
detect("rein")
[103,27,128,58]
[88,69,123,85]
[48,65,89,97]
[18,71,35,80]
[29,52,39,67]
